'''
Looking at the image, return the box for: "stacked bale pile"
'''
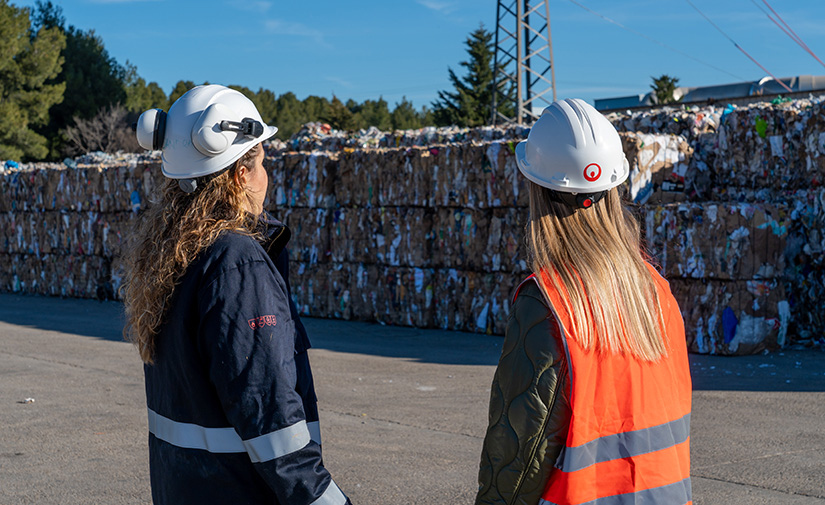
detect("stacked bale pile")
[3,99,825,353]
[267,143,531,335]
[614,99,825,353]
[0,156,158,299]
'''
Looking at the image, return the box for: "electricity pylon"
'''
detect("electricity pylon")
[491,0,557,125]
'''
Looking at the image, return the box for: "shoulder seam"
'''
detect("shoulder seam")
[200,258,273,294]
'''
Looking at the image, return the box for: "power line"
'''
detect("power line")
[684,0,792,92]
[565,0,745,81]
[750,0,825,70]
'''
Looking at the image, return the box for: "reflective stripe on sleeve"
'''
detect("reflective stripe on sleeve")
[243,420,311,463]
[147,408,312,463]
[308,420,322,445]
[557,413,691,472]
[539,477,692,505]
[310,480,348,505]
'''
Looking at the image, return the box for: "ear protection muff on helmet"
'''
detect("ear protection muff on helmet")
[191,104,267,157]
[153,110,167,151]
[135,108,167,151]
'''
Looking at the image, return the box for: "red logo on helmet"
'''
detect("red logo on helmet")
[583,163,601,182]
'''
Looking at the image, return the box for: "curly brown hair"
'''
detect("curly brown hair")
[121,144,263,363]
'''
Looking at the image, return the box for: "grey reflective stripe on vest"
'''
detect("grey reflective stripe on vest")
[308,420,322,445]
[539,477,692,505]
[556,412,691,472]
[147,408,313,463]
[310,480,348,505]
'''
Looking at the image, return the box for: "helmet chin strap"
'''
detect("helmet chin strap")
[548,189,607,209]
[177,164,233,194]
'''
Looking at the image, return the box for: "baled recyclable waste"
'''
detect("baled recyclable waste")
[4,98,825,354]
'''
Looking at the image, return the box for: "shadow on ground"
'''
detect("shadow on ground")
[689,352,825,392]
[301,316,502,366]
[0,293,125,342]
[2,293,824,390]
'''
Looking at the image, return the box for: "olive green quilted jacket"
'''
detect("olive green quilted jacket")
[475,279,571,505]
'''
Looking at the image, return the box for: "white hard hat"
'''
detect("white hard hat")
[135,84,278,185]
[515,98,629,197]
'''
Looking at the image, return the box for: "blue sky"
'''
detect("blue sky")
[13,0,825,109]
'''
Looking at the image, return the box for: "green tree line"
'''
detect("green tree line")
[2,0,505,161]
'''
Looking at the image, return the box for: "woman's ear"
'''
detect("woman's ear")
[234,164,248,186]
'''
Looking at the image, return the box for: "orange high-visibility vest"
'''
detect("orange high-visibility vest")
[533,263,692,505]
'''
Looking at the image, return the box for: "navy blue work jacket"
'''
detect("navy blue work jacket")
[144,219,349,505]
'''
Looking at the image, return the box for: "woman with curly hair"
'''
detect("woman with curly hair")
[122,85,350,505]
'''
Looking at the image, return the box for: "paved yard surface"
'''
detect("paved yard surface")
[1,293,824,504]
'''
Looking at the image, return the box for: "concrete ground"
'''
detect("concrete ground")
[1,293,824,505]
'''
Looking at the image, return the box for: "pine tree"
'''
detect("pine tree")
[273,92,303,140]
[354,98,392,131]
[391,97,421,130]
[302,95,330,124]
[33,1,128,157]
[651,74,680,105]
[432,25,500,127]
[253,88,278,125]
[123,62,167,113]
[0,0,66,160]
[323,95,354,131]
[169,80,197,104]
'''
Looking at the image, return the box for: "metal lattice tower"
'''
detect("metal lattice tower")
[492,0,557,125]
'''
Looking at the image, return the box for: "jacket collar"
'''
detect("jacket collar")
[258,211,291,260]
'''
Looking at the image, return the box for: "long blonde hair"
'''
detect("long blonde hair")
[527,183,666,361]
[121,144,262,364]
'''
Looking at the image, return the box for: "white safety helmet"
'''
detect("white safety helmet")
[135,84,278,192]
[515,98,629,208]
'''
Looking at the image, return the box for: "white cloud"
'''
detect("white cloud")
[264,19,326,46]
[416,0,457,14]
[226,0,272,13]
[325,76,354,90]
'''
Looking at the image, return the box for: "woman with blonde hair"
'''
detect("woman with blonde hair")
[475,99,692,505]
[122,85,350,505]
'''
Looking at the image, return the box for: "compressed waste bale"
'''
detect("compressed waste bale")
[430,208,490,270]
[0,211,131,257]
[671,278,789,355]
[329,207,378,264]
[280,207,330,265]
[322,263,352,320]
[335,150,377,207]
[281,152,336,208]
[644,202,787,280]
[375,148,436,207]
[622,132,692,205]
[367,266,436,328]
[265,155,289,208]
[1,253,115,299]
[376,207,433,267]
